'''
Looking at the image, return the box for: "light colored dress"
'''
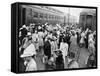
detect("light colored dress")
[60,42,68,64]
[88,38,95,54]
[69,34,79,60]
[70,35,78,51]
[80,32,85,44]
[26,58,37,71]
[32,33,39,50]
[51,41,58,55]
[70,35,77,45]
[38,32,44,47]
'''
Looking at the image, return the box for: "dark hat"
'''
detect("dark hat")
[68,52,75,59]
[57,50,62,55]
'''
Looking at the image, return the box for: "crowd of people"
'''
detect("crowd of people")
[18,22,96,72]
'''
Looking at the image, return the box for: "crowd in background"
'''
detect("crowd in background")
[18,22,96,72]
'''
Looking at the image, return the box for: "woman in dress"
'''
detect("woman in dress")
[38,30,44,54]
[60,38,68,68]
[32,30,39,52]
[20,43,37,71]
[79,31,86,47]
[69,31,79,61]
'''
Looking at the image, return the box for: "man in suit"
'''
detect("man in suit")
[44,37,51,60]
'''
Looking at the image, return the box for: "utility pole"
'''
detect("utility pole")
[68,8,70,25]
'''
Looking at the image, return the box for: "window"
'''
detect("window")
[59,16,62,20]
[86,15,92,26]
[49,15,52,19]
[33,12,38,18]
[39,13,43,18]
[81,15,85,21]
[54,16,56,20]
[30,8,32,16]
[57,16,59,20]
[51,15,54,19]
[44,14,48,19]
[55,16,57,20]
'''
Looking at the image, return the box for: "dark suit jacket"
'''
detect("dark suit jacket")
[44,41,51,56]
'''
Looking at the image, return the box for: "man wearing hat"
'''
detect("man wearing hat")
[19,24,28,45]
[44,37,51,60]
[55,50,64,69]
[20,43,37,71]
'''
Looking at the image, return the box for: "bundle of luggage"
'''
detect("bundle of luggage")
[43,50,64,70]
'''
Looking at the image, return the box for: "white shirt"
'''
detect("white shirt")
[38,32,44,38]
[81,32,85,38]
[32,33,39,42]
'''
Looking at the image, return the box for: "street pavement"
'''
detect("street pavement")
[35,45,90,70]
[78,47,90,68]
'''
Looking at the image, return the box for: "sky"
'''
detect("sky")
[51,6,84,22]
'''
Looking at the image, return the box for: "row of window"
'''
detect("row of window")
[33,12,64,20]
[80,15,94,21]
[27,8,64,21]
[25,8,64,21]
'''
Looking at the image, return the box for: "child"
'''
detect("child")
[86,54,96,68]
[67,52,79,68]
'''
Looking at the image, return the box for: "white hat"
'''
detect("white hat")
[22,25,26,28]
[21,43,36,58]
[45,22,48,25]
[38,26,42,30]
[27,32,31,36]
[53,36,57,40]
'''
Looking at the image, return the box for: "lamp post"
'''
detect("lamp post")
[68,8,70,25]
